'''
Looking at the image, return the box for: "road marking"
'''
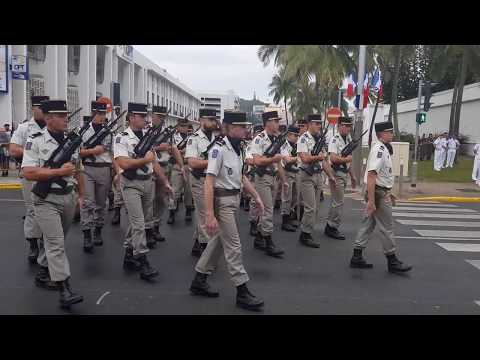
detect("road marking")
[397,236,480,241]
[396,219,480,227]
[475,301,480,307]
[465,260,480,270]
[393,212,480,219]
[96,291,111,305]
[0,198,24,202]
[394,203,458,208]
[392,207,476,213]
[414,230,480,238]
[436,243,480,252]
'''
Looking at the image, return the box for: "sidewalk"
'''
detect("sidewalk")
[0,170,22,189]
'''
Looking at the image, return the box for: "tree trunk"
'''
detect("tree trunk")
[454,49,468,136]
[388,102,393,122]
[449,60,462,134]
[284,96,289,125]
[391,46,401,140]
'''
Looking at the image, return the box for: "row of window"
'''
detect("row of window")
[145,90,197,118]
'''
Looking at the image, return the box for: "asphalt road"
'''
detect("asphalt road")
[1,188,480,315]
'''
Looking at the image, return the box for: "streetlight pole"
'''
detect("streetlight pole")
[353,45,367,183]
[411,80,423,188]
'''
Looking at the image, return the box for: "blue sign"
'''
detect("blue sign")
[11,55,28,80]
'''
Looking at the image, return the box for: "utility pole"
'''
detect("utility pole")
[352,45,367,183]
[411,80,423,188]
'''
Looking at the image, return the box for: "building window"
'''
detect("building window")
[67,45,81,75]
[147,91,150,106]
[162,97,164,106]
[96,45,106,84]
[27,45,46,62]
[152,93,154,107]
[157,95,159,106]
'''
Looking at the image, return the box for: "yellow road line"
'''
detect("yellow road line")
[407,196,480,203]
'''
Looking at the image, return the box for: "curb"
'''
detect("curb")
[407,196,480,203]
[0,183,22,190]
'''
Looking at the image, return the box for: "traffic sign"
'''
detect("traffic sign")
[327,107,342,125]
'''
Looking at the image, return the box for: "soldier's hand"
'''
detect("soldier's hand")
[92,145,105,155]
[113,174,120,189]
[329,176,337,188]
[282,181,289,196]
[164,182,174,196]
[272,154,283,163]
[366,201,376,217]
[317,153,325,161]
[254,196,265,216]
[345,155,353,163]
[156,143,171,152]
[390,193,397,206]
[77,195,84,209]
[351,176,357,189]
[206,213,219,236]
[144,151,155,163]
[58,162,76,177]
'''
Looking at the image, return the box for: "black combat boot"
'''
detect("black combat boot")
[152,226,165,242]
[137,254,159,280]
[145,229,157,249]
[281,214,296,232]
[83,229,94,253]
[264,235,284,258]
[387,253,412,274]
[191,239,202,257]
[56,278,83,309]
[108,191,115,211]
[289,210,299,228]
[167,210,175,225]
[320,190,325,202]
[236,283,264,311]
[123,247,141,271]
[324,223,346,240]
[254,232,266,251]
[350,248,373,269]
[190,272,219,297]
[239,196,245,209]
[249,220,258,236]
[244,198,250,212]
[299,206,304,221]
[73,211,80,224]
[35,266,58,290]
[93,227,103,246]
[111,207,121,225]
[185,207,193,222]
[299,232,320,248]
[26,238,39,264]
[274,199,281,210]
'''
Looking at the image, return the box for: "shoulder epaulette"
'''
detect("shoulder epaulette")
[379,145,385,150]
[258,132,265,138]
[29,132,42,138]
[215,139,226,146]
[22,118,29,124]
[121,132,128,136]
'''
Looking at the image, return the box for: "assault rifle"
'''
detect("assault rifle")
[332,129,368,173]
[190,134,223,179]
[31,120,91,199]
[301,125,329,176]
[82,110,127,163]
[67,107,83,122]
[255,131,288,177]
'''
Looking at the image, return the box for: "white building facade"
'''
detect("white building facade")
[0,45,201,130]
[198,89,240,120]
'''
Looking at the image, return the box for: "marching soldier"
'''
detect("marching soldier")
[114,102,173,281]
[79,101,113,253]
[246,124,263,236]
[111,157,124,225]
[9,96,49,267]
[250,111,285,258]
[324,116,357,240]
[350,121,412,274]
[297,114,336,248]
[279,125,300,232]
[185,108,219,257]
[151,105,182,243]
[167,119,194,224]
[189,111,266,311]
[22,99,85,308]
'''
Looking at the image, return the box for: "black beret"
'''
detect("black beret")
[262,111,280,122]
[253,124,264,133]
[287,125,300,135]
[177,118,189,126]
[152,105,167,115]
[128,102,148,115]
[338,116,353,125]
[31,96,50,107]
[199,108,217,118]
[223,111,251,125]
[375,121,394,132]
[307,114,322,122]
[41,100,68,114]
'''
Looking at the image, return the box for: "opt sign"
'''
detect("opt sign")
[11,55,28,80]
[326,107,342,125]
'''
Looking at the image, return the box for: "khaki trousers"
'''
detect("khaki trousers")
[299,171,323,234]
[327,170,348,229]
[254,174,275,236]
[80,165,111,230]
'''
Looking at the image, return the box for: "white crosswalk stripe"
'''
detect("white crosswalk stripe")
[393,213,480,219]
[393,207,476,212]
[414,230,480,238]
[395,203,458,208]
[396,220,480,227]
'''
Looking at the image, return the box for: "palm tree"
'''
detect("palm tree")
[268,66,295,124]
[257,45,285,67]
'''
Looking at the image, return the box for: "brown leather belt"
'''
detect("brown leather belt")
[214,188,240,197]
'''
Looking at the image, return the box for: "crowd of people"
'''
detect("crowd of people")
[9,95,413,312]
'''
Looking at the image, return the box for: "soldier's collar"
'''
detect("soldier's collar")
[126,126,142,139]
[223,135,233,150]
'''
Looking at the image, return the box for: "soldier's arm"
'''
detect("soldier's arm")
[298,152,324,164]
[242,175,261,202]
[75,171,85,199]
[188,158,209,170]
[366,171,377,205]
[322,159,336,182]
[204,174,215,218]
[22,140,72,181]
[171,146,184,169]
[252,153,283,166]
[9,143,24,159]
[153,161,171,188]
[115,156,152,171]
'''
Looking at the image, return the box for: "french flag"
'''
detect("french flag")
[362,73,369,109]
[346,73,356,98]
[371,68,383,98]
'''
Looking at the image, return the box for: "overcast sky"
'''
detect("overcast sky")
[134,45,277,103]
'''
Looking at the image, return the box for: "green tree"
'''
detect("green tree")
[268,66,295,124]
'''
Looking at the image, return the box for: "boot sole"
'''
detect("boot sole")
[266,252,284,258]
[388,267,412,274]
[140,271,159,280]
[254,244,266,251]
[60,296,84,308]
[350,263,373,269]
[236,301,264,311]
[190,287,220,298]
